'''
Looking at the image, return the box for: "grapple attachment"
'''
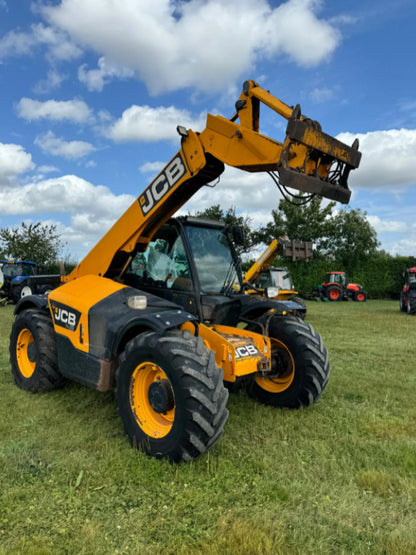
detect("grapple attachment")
[277,106,361,204]
[235,80,362,204]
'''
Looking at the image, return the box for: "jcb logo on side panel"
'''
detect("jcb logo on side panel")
[235,345,259,359]
[138,154,186,216]
[50,301,81,332]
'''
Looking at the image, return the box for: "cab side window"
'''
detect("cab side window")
[125,224,192,291]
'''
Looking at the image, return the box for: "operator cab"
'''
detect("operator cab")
[1,260,37,279]
[326,272,347,287]
[124,217,244,324]
[257,268,294,291]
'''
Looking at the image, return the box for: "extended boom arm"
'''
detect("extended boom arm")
[66,80,361,282]
[244,239,313,285]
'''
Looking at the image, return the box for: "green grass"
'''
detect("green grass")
[1,301,415,554]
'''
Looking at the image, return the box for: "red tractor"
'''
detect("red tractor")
[399,267,416,314]
[316,271,367,302]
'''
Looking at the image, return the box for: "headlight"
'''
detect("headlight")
[266,287,279,298]
[127,295,147,310]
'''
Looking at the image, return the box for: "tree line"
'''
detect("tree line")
[192,197,414,299]
[1,196,414,298]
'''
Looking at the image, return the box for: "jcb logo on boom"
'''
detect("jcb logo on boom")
[235,345,259,359]
[139,154,186,216]
[50,302,80,332]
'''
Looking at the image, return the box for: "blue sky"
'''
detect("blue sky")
[1,0,415,262]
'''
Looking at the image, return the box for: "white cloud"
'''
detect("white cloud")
[33,69,67,95]
[182,167,283,218]
[263,0,339,65]
[0,175,135,259]
[139,161,165,174]
[35,131,95,159]
[108,105,205,142]
[0,142,35,185]
[37,165,58,174]
[16,97,92,123]
[0,28,37,58]
[0,174,132,218]
[0,23,81,61]
[337,129,416,190]
[309,86,334,103]
[366,215,407,234]
[42,0,340,94]
[78,56,134,92]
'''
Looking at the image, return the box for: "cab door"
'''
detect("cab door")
[123,221,201,318]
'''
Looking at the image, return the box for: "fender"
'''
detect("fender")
[52,284,197,391]
[14,294,49,315]
[239,295,304,320]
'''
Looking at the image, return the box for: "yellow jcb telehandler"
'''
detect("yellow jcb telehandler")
[9,80,361,462]
[244,238,313,318]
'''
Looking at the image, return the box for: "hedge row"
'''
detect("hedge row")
[280,253,416,300]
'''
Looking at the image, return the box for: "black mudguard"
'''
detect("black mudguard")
[239,295,304,321]
[55,287,197,390]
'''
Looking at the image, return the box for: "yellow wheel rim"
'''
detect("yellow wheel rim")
[255,338,295,393]
[129,362,175,438]
[16,328,36,379]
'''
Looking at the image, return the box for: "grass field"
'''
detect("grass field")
[0,301,415,554]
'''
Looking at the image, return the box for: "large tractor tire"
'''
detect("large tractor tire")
[399,292,406,312]
[407,295,416,315]
[325,285,342,302]
[247,315,329,409]
[115,329,229,463]
[9,309,67,392]
[11,284,33,304]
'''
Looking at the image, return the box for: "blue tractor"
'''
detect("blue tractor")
[0,260,61,304]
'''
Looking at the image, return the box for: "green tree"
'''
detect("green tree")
[252,195,336,254]
[191,204,253,255]
[327,209,379,275]
[0,222,64,267]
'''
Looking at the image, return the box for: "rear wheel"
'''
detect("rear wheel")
[247,316,329,408]
[11,284,33,303]
[115,329,229,462]
[326,285,342,301]
[39,285,53,296]
[9,309,66,392]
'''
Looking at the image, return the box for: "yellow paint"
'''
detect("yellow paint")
[16,328,36,378]
[182,322,271,383]
[48,275,127,352]
[129,362,174,438]
[255,337,295,393]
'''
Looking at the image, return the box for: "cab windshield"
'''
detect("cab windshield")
[2,263,35,278]
[258,269,293,290]
[184,225,241,294]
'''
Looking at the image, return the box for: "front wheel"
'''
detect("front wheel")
[9,309,67,392]
[246,316,329,408]
[115,329,229,463]
[354,290,367,302]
